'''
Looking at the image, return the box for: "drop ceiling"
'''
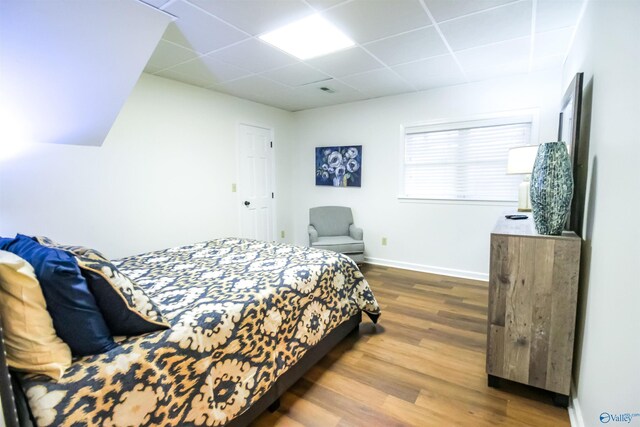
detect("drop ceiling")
[143,0,584,111]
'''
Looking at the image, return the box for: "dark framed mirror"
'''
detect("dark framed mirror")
[558,72,584,235]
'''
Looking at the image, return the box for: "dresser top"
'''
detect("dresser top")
[492,214,580,240]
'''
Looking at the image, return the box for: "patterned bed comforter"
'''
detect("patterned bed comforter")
[21,238,380,426]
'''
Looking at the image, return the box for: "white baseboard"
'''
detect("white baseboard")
[568,381,585,427]
[364,256,488,282]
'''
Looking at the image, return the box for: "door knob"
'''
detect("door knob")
[244,201,250,206]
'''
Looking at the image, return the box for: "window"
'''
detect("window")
[400,115,536,202]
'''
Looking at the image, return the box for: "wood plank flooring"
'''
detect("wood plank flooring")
[252,264,570,427]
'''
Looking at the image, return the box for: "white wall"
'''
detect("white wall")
[291,70,561,279]
[562,1,640,426]
[0,74,295,259]
[0,64,565,282]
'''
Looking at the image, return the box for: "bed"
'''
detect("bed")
[0,238,380,426]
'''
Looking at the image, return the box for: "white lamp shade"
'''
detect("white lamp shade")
[507,145,539,174]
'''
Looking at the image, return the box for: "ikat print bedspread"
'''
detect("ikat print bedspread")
[21,238,380,426]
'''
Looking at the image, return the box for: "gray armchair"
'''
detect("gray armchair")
[308,206,364,263]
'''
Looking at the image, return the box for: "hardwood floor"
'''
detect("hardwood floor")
[252,264,571,427]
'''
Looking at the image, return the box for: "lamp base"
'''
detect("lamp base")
[517,176,532,212]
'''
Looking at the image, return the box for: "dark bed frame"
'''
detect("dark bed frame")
[0,312,362,427]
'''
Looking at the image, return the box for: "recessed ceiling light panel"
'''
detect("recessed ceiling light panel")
[259,14,355,60]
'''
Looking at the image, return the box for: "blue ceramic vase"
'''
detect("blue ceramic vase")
[530,142,574,235]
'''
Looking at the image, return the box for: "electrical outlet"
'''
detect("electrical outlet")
[231,183,237,192]
[382,237,387,246]
[280,230,285,239]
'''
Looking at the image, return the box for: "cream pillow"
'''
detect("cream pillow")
[0,250,72,380]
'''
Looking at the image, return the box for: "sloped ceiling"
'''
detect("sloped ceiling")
[0,0,172,146]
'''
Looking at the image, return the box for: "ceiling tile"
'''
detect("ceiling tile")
[212,75,297,107]
[305,47,382,78]
[392,55,466,90]
[225,78,366,111]
[531,54,564,72]
[292,79,368,107]
[456,38,532,82]
[157,55,251,86]
[146,39,198,71]
[535,0,584,33]
[305,0,348,11]
[144,64,163,74]
[439,0,532,51]
[364,26,448,66]
[214,75,290,97]
[260,62,331,87]
[465,59,529,82]
[140,0,171,8]
[424,0,517,23]
[237,88,318,111]
[456,36,530,82]
[533,27,574,59]
[210,38,298,73]
[266,97,315,111]
[155,69,213,88]
[412,72,468,91]
[189,0,314,36]
[340,68,413,98]
[456,37,530,71]
[322,0,431,44]
[162,1,249,54]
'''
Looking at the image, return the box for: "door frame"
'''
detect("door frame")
[235,121,277,242]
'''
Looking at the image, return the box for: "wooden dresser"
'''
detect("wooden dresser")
[486,215,580,406]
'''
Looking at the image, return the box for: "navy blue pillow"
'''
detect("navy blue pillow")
[0,237,12,249]
[2,234,116,356]
[31,236,170,336]
[76,257,170,336]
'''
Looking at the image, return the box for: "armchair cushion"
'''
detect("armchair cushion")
[311,236,364,254]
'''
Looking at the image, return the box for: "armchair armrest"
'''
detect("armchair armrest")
[308,225,319,244]
[349,224,363,240]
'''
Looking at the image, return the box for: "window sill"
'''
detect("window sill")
[397,196,517,207]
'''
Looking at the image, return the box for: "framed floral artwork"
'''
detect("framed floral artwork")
[315,145,362,187]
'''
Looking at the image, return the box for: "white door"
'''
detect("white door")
[238,124,274,241]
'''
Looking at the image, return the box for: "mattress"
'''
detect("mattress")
[20,238,380,426]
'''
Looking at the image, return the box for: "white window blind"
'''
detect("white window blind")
[402,119,533,201]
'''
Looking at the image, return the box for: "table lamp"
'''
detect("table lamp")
[507,145,539,211]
